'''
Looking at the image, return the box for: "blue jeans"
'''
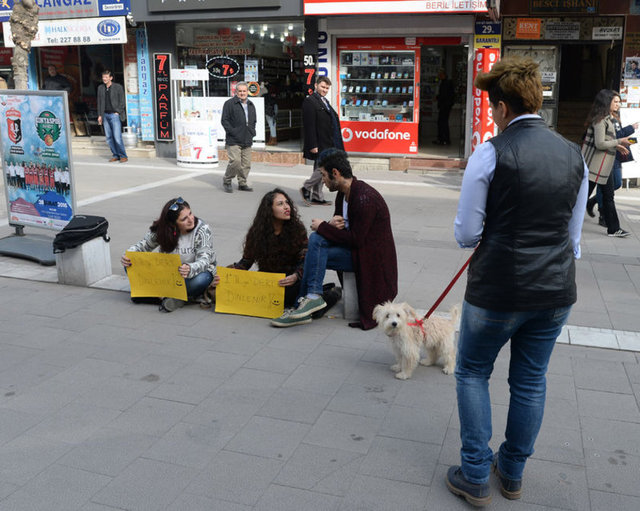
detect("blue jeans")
[298,232,353,297]
[185,271,213,299]
[455,300,572,484]
[103,112,128,159]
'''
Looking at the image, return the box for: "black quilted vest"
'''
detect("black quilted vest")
[464,117,584,311]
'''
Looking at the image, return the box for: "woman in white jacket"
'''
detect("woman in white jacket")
[121,197,216,311]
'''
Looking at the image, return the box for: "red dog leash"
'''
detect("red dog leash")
[408,249,476,330]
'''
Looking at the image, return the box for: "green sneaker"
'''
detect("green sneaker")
[288,296,326,319]
[271,308,313,328]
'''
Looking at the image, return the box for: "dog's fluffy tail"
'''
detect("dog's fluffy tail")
[450,303,462,330]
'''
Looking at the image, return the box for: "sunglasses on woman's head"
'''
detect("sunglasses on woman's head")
[168,197,185,212]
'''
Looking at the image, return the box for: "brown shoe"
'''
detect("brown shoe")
[119,158,128,163]
[109,157,119,162]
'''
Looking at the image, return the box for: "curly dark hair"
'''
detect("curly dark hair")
[242,189,307,274]
[150,197,198,253]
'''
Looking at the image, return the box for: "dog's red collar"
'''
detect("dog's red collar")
[407,318,425,334]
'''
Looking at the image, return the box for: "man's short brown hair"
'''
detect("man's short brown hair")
[475,56,543,114]
[316,76,332,86]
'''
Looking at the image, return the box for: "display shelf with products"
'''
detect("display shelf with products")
[336,39,420,154]
[338,50,417,123]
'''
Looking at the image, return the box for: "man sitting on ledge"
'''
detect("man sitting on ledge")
[271,149,398,329]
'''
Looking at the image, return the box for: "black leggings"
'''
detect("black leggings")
[588,174,619,234]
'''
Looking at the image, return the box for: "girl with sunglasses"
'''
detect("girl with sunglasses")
[120,197,216,311]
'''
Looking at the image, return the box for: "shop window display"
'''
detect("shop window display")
[176,22,304,144]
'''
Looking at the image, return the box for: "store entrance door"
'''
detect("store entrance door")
[556,42,622,145]
[419,43,468,157]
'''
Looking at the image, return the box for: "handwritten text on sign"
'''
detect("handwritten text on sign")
[215,267,285,319]
[125,251,187,300]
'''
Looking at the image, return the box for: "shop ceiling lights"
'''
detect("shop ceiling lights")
[237,25,242,31]
[288,24,293,30]
[263,24,268,31]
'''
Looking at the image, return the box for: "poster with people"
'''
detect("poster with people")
[0,91,75,231]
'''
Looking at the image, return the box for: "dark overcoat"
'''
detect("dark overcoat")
[316,177,398,329]
[302,92,344,160]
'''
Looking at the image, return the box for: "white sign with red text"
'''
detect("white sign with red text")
[341,121,418,154]
[304,0,487,15]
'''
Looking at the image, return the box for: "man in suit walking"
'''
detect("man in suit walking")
[300,76,344,206]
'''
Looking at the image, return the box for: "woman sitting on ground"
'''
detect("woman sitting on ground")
[121,197,216,312]
[228,188,308,307]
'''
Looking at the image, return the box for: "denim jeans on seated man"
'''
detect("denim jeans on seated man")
[103,112,128,161]
[297,232,353,298]
[455,301,572,484]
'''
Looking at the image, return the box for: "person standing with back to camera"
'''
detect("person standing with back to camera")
[447,56,588,507]
[300,76,344,206]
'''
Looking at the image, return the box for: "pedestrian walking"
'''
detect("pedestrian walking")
[582,89,633,237]
[221,82,257,193]
[300,76,344,206]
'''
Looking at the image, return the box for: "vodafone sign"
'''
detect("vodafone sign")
[341,122,418,154]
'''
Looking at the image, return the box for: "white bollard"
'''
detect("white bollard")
[342,272,359,321]
[56,237,112,286]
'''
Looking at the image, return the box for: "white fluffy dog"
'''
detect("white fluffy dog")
[373,302,460,380]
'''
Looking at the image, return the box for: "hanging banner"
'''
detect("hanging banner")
[124,28,140,137]
[0,0,130,23]
[471,48,499,152]
[2,16,127,48]
[0,91,75,231]
[154,53,173,141]
[474,21,501,49]
[136,28,154,141]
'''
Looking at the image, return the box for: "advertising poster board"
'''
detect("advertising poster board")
[177,95,265,146]
[0,91,75,231]
[620,107,640,184]
[136,28,154,141]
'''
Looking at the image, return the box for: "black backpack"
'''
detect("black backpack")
[53,215,110,253]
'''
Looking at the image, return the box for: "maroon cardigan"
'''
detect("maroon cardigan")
[316,177,398,329]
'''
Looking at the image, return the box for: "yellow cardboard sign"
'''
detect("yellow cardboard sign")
[125,251,188,301]
[215,267,285,319]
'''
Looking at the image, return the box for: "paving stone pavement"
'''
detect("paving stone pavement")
[0,157,638,510]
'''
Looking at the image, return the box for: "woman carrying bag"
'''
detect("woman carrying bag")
[582,89,632,238]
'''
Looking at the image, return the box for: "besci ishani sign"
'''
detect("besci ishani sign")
[304,0,488,15]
